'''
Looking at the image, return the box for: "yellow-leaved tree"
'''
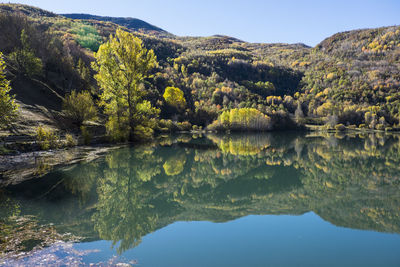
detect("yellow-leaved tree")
[163,86,186,110]
[0,52,19,128]
[92,29,159,141]
[62,90,97,127]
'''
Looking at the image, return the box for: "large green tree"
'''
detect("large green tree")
[0,52,18,128]
[92,29,159,141]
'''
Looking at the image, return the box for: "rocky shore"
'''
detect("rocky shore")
[0,145,124,187]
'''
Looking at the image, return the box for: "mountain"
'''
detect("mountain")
[61,13,170,36]
[0,3,58,18]
[0,3,399,143]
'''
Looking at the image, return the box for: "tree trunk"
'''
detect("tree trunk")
[127,87,135,141]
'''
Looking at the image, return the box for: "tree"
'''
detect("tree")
[163,86,186,110]
[163,154,186,176]
[8,29,43,77]
[207,108,272,131]
[93,148,161,253]
[62,90,97,126]
[71,22,102,52]
[0,52,18,128]
[92,29,159,141]
[76,58,91,83]
[256,81,275,95]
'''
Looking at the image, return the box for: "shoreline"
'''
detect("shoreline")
[1,129,399,187]
[0,144,125,187]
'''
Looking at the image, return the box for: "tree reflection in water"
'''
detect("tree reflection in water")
[2,132,400,254]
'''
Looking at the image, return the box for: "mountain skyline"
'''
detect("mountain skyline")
[2,0,399,46]
[1,3,400,139]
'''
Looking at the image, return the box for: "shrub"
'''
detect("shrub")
[80,126,92,145]
[65,134,77,147]
[8,30,43,77]
[36,126,59,150]
[157,120,192,132]
[157,119,177,132]
[104,116,129,142]
[133,125,154,141]
[9,49,42,77]
[177,121,192,131]
[63,91,97,126]
[334,124,346,131]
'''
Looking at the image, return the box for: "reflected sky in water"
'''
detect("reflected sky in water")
[1,132,400,266]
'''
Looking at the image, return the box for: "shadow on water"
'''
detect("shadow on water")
[1,132,400,255]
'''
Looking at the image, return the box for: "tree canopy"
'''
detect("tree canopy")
[8,29,42,77]
[62,90,97,126]
[92,28,159,141]
[0,52,18,128]
[163,86,186,110]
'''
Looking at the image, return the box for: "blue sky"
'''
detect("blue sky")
[3,0,400,46]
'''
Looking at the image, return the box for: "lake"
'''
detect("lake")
[1,132,400,266]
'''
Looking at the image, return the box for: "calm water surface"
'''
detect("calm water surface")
[1,132,400,266]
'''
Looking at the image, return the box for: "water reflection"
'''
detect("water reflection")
[1,132,400,256]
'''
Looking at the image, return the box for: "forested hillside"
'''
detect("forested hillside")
[62,13,169,37]
[0,3,399,146]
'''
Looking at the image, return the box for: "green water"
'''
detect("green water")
[1,132,400,266]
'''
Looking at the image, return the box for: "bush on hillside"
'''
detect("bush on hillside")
[62,90,97,127]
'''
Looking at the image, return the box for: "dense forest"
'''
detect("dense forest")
[0,4,399,147]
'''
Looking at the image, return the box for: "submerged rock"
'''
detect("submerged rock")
[0,145,125,187]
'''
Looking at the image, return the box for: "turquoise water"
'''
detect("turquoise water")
[1,133,400,266]
[74,213,400,267]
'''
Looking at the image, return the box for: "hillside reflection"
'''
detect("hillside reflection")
[2,132,400,254]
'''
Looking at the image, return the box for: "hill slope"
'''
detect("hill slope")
[0,3,399,141]
[62,13,169,36]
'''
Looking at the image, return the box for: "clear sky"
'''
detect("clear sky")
[2,0,400,46]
